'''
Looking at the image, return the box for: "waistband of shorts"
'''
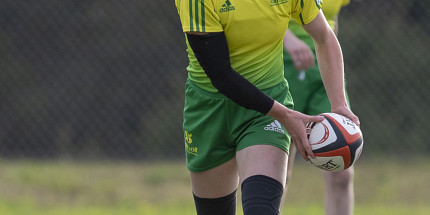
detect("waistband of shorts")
[186,78,287,99]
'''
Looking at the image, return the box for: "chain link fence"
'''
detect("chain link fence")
[0,0,428,160]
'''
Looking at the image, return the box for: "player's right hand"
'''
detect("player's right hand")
[268,101,324,161]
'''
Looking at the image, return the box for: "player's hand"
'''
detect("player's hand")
[331,106,360,127]
[281,110,324,161]
[268,102,324,161]
[283,31,315,71]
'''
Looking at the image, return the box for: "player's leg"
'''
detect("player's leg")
[183,80,239,215]
[236,145,287,215]
[285,143,297,188]
[322,167,354,215]
[279,143,297,210]
[190,158,239,215]
[232,80,292,215]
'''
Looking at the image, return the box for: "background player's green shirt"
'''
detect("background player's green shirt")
[288,0,349,48]
[176,0,322,92]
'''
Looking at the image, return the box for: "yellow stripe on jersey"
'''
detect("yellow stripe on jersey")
[189,0,204,32]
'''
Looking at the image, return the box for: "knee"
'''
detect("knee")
[193,190,237,215]
[324,167,354,188]
[241,175,284,215]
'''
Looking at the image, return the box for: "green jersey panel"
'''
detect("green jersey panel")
[176,0,322,92]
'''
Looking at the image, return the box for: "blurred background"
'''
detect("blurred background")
[0,0,429,214]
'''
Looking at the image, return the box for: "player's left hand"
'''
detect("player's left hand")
[331,106,360,127]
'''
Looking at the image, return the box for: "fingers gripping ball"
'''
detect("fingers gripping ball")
[307,113,363,172]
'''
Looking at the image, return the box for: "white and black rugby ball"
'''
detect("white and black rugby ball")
[307,113,363,172]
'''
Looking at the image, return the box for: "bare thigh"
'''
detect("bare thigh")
[190,145,288,198]
[190,158,239,198]
[236,145,288,186]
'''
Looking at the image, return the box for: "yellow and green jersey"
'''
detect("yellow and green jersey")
[176,0,322,92]
[288,0,349,47]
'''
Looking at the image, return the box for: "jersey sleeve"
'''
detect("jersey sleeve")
[175,0,223,33]
[291,0,323,25]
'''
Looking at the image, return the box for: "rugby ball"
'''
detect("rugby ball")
[307,113,363,172]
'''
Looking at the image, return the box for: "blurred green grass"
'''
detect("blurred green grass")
[0,157,428,215]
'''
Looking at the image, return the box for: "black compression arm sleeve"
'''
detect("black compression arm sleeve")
[186,32,274,115]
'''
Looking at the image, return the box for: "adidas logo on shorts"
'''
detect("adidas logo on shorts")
[264,120,285,134]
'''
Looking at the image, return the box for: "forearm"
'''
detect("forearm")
[283,30,299,48]
[267,100,292,122]
[303,12,348,109]
[314,32,348,109]
[284,29,315,71]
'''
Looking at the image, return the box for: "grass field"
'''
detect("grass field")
[0,157,429,215]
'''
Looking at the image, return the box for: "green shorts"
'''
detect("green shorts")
[183,79,294,172]
[283,50,349,115]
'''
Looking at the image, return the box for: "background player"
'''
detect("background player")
[175,0,359,214]
[282,1,355,215]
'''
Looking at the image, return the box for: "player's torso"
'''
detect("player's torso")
[190,0,294,91]
[214,0,292,49]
